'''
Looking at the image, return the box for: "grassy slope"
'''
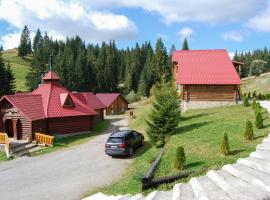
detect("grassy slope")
[2,49,31,91]
[31,119,110,156]
[97,101,270,195]
[242,72,270,94]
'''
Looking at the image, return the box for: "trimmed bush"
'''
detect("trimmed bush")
[243,96,249,107]
[155,139,165,148]
[248,92,251,99]
[220,133,230,156]
[252,91,257,98]
[255,111,263,129]
[174,146,186,170]
[244,120,254,140]
[252,97,257,110]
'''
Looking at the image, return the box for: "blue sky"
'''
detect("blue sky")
[0,0,270,56]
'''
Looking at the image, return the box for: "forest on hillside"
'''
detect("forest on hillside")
[17,25,177,101]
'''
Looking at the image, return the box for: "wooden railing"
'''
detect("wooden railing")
[35,133,54,147]
[0,133,10,157]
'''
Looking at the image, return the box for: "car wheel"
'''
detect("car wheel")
[129,148,133,157]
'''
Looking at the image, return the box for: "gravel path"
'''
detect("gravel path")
[0,116,131,200]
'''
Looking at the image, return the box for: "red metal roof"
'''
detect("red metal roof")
[42,71,60,81]
[1,95,46,120]
[172,49,241,85]
[72,92,106,110]
[96,93,128,107]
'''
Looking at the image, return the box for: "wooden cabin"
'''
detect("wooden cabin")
[0,71,97,140]
[96,93,129,115]
[172,50,241,110]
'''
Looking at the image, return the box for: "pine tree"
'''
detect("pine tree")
[243,96,249,107]
[0,53,7,96]
[174,146,186,170]
[220,133,230,156]
[252,96,257,110]
[18,25,32,57]
[4,62,16,94]
[255,111,263,129]
[0,54,15,95]
[182,38,189,50]
[146,83,181,144]
[244,120,254,140]
[33,28,43,52]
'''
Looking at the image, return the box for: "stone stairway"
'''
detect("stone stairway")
[10,141,42,157]
[85,101,270,200]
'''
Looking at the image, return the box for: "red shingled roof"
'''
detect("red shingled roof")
[96,93,128,107]
[42,71,60,81]
[1,95,46,120]
[172,49,241,85]
[72,92,105,110]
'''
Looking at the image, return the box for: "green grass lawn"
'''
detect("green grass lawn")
[242,72,270,94]
[31,119,110,156]
[0,151,8,162]
[97,102,270,195]
[2,49,32,91]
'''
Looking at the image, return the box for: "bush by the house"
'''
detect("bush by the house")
[244,120,254,140]
[243,96,249,107]
[252,91,257,98]
[248,92,251,99]
[146,83,181,144]
[252,97,257,110]
[125,90,140,103]
[255,111,264,129]
[220,133,230,156]
[174,146,186,170]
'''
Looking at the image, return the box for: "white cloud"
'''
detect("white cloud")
[221,31,244,42]
[0,0,138,49]
[229,52,235,59]
[81,0,261,24]
[177,27,193,39]
[247,3,270,32]
[157,33,168,40]
[0,32,21,50]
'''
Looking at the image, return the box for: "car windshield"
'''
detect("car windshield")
[107,137,124,143]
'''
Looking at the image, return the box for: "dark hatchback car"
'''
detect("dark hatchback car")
[105,130,144,157]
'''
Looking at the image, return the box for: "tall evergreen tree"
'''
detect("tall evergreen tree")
[33,28,43,52]
[182,38,189,50]
[4,62,16,94]
[18,25,32,57]
[0,46,3,52]
[0,54,16,95]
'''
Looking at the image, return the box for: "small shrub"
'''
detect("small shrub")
[258,93,262,100]
[155,139,165,148]
[244,120,254,140]
[220,133,230,156]
[243,96,249,107]
[125,90,139,103]
[252,97,257,109]
[255,111,263,129]
[252,91,257,98]
[174,146,186,170]
[248,92,251,99]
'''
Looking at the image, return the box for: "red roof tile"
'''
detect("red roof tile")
[172,49,241,85]
[72,92,105,110]
[42,71,60,81]
[2,95,46,120]
[96,93,128,107]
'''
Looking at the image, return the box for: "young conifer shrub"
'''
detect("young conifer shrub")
[255,111,263,129]
[220,133,230,156]
[244,120,254,140]
[252,97,257,110]
[174,146,186,170]
[243,96,249,107]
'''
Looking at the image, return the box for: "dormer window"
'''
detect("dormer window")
[60,93,74,108]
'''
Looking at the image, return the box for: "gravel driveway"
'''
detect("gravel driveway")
[0,116,132,200]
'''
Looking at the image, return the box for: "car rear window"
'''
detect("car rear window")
[107,137,124,143]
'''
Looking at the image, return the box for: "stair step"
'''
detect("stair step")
[10,141,31,150]
[237,157,270,174]
[250,150,270,162]
[191,176,230,200]
[223,163,270,192]
[207,170,255,200]
[153,191,172,200]
[12,143,37,154]
[179,183,196,200]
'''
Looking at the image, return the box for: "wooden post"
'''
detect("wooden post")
[12,119,17,140]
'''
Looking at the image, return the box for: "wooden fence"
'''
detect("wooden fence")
[35,133,54,147]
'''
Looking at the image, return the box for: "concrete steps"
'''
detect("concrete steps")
[84,101,270,200]
[10,141,41,157]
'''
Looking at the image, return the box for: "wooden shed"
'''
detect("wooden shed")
[0,71,97,140]
[96,93,129,115]
[172,50,241,110]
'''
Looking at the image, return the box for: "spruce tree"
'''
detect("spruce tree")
[18,25,32,57]
[174,146,186,170]
[146,83,181,144]
[220,133,230,156]
[33,28,43,52]
[243,96,249,107]
[244,120,254,140]
[252,97,257,110]
[4,62,16,94]
[0,53,7,96]
[0,46,3,52]
[182,38,189,50]
[0,54,15,95]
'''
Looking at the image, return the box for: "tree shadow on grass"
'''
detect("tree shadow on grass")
[230,149,245,156]
[185,161,205,169]
[254,135,267,140]
[175,122,211,135]
[181,113,210,121]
